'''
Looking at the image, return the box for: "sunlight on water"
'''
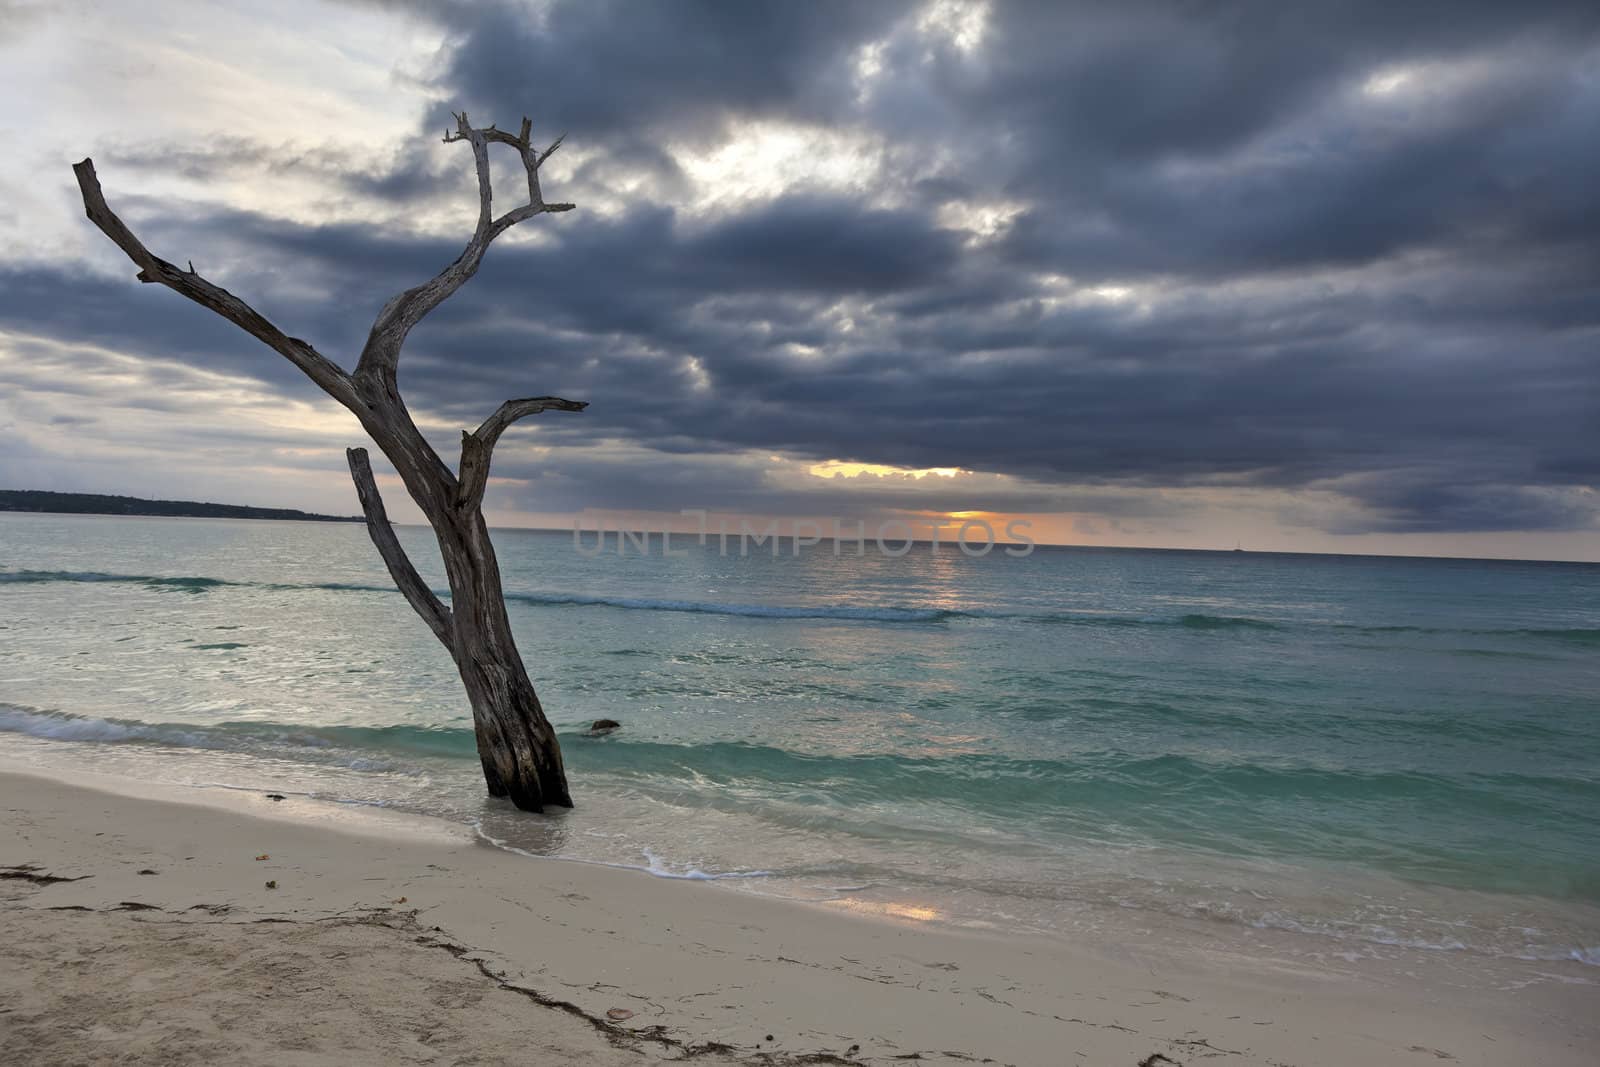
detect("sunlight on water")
[1,512,1598,973]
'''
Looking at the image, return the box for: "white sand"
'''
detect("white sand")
[1,765,1593,1065]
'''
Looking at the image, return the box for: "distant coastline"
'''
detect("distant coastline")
[0,490,361,523]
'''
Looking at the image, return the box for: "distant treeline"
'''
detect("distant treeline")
[0,490,361,523]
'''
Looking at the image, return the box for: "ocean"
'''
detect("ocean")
[2,512,1597,973]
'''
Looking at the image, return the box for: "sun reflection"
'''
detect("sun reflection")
[831,898,944,923]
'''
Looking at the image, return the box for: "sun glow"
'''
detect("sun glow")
[936,198,1027,242]
[809,460,965,480]
[917,0,990,55]
[1362,66,1416,96]
[674,121,882,208]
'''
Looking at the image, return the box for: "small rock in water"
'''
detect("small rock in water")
[586,719,622,736]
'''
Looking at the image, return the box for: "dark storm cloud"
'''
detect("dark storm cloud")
[991,51,1600,281]
[15,0,1600,534]
[439,0,903,140]
[688,198,963,294]
[1322,474,1600,534]
[0,267,314,389]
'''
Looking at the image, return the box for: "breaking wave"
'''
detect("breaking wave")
[7,568,1600,643]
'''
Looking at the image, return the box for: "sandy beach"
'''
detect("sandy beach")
[1,764,1591,1066]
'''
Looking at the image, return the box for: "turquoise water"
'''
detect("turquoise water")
[2,512,1598,966]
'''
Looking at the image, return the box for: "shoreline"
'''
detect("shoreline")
[3,719,1597,974]
[2,764,1593,1065]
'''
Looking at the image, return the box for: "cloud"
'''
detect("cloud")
[437,0,904,141]
[1319,472,1600,534]
[3,0,1598,544]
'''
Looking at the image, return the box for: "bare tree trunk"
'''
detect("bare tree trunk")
[440,507,571,809]
[74,112,584,812]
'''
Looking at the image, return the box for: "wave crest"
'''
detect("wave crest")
[6,568,1597,643]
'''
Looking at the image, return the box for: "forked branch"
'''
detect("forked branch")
[76,117,583,813]
[346,448,454,649]
[457,396,588,508]
[71,159,359,411]
[355,112,572,383]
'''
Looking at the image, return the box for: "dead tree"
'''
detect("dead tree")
[73,113,584,811]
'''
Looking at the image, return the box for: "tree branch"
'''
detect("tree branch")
[354,112,573,384]
[72,160,360,411]
[456,396,587,509]
[346,448,455,650]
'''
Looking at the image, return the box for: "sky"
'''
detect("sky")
[1,0,1597,559]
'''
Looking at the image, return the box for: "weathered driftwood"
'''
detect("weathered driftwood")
[73,112,584,811]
